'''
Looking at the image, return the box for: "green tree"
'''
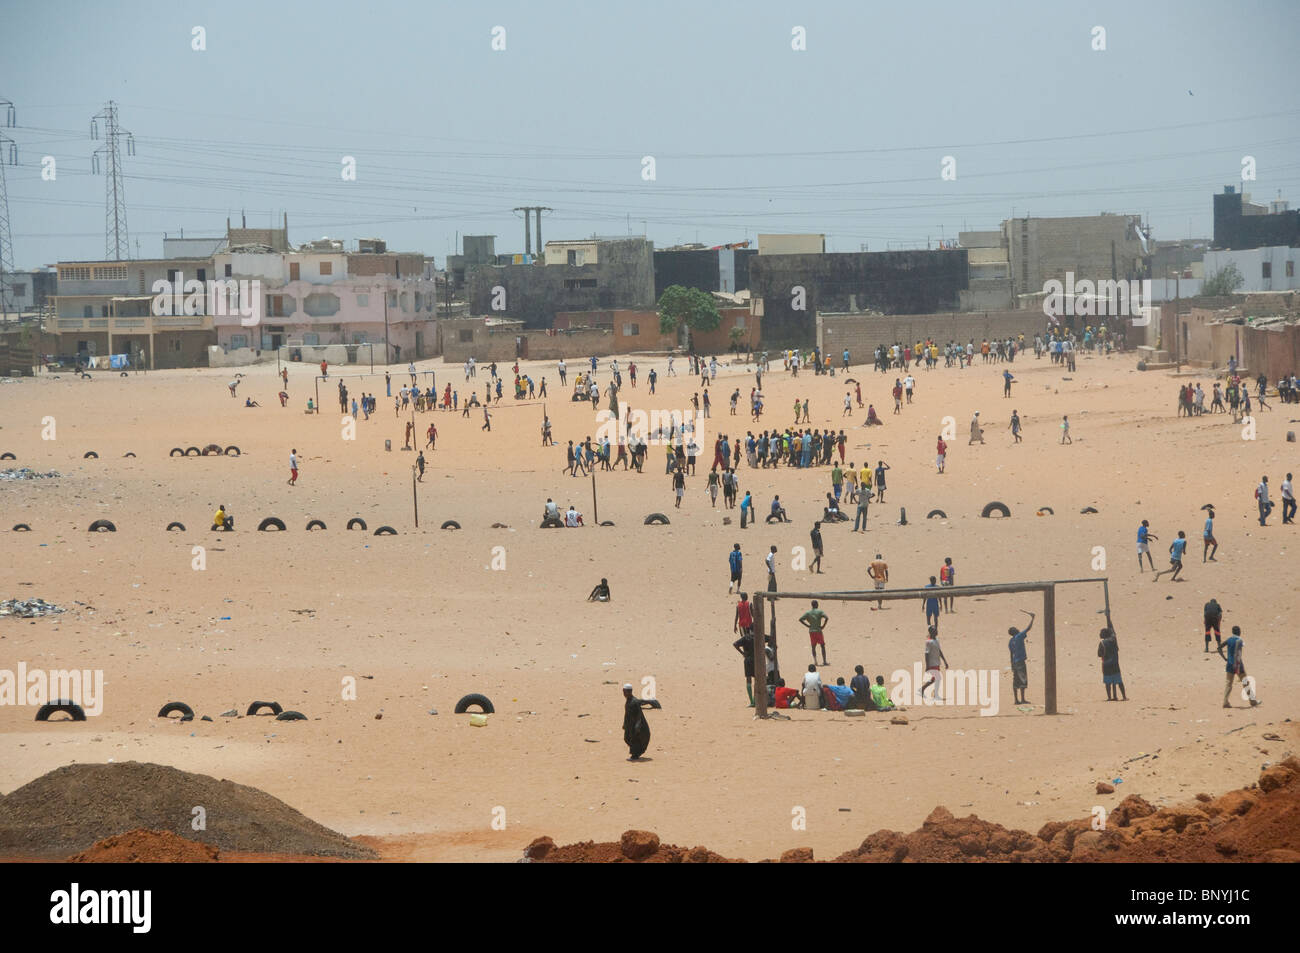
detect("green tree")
[1202,262,1244,297]
[657,285,721,348]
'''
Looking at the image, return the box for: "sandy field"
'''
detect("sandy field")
[1,345,1296,861]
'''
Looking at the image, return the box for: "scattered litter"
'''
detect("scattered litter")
[0,468,61,481]
[0,598,67,618]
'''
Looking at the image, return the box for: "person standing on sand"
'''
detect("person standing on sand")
[1009,409,1022,443]
[1098,627,1126,701]
[1137,520,1158,572]
[766,545,778,592]
[939,557,955,612]
[1218,626,1260,708]
[1203,507,1218,562]
[385,371,391,397]
[969,412,984,445]
[799,600,830,666]
[281,367,289,391]
[729,544,745,595]
[920,626,948,701]
[672,467,685,508]
[874,460,890,503]
[288,448,299,486]
[426,422,437,449]
[924,577,942,630]
[868,553,888,609]
[1008,610,1034,705]
[1281,472,1296,524]
[1256,475,1273,526]
[936,435,947,474]
[482,406,491,432]
[415,451,426,482]
[404,420,414,449]
[1060,415,1072,444]
[622,684,656,760]
[809,521,824,574]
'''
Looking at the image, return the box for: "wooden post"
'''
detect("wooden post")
[412,465,419,528]
[591,470,598,525]
[752,596,767,717]
[1043,584,1057,715]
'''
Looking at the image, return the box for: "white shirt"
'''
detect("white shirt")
[904,376,915,390]
[289,453,298,469]
[1282,479,1294,501]
[545,501,559,518]
[1258,481,1270,504]
[765,552,776,574]
[565,509,579,527]
[802,671,822,698]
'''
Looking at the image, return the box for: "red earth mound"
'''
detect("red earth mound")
[527,758,1300,863]
[69,829,221,863]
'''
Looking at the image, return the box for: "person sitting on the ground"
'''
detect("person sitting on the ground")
[865,404,882,425]
[211,504,233,531]
[244,397,260,407]
[767,494,789,523]
[801,664,823,710]
[870,675,895,711]
[774,677,801,709]
[565,504,583,527]
[824,492,846,522]
[587,578,611,602]
[543,498,561,524]
[850,665,874,710]
[306,398,315,413]
[827,677,855,709]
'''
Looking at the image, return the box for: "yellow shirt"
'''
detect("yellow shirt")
[860,467,872,488]
[213,508,225,526]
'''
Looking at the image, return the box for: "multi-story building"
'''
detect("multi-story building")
[1003,213,1147,301]
[1213,186,1300,251]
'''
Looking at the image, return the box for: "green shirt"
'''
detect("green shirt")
[870,683,890,708]
[831,466,843,485]
[799,609,827,633]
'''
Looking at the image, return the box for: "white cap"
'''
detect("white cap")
[622,683,633,691]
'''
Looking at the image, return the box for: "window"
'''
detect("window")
[170,339,181,352]
[1286,260,1295,278]
[230,334,248,349]
[63,267,91,280]
[564,278,597,290]
[289,262,300,281]
[303,292,340,317]
[102,305,110,317]
[138,270,146,292]
[303,333,320,346]
[734,314,745,329]
[1262,262,1271,279]
[224,263,232,277]
[92,265,127,280]
[567,250,578,265]
[83,305,93,318]
[197,269,206,283]
[622,323,640,336]
[11,283,25,297]
[319,261,332,276]
[458,329,474,343]
[356,294,369,307]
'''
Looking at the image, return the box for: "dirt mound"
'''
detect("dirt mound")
[69,829,221,863]
[524,830,739,863]
[528,759,1300,863]
[0,762,374,859]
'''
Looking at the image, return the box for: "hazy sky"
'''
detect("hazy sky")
[4,0,1298,268]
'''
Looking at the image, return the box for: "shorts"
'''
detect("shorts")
[1012,660,1028,689]
[1103,672,1123,686]
[675,487,684,499]
[1137,542,1149,555]
[1205,618,1221,635]
[743,658,755,678]
[290,468,298,479]
[874,580,886,590]
[730,571,742,582]
[936,454,945,466]
[809,631,825,648]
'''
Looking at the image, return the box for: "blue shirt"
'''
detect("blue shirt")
[1009,630,1028,663]
[828,684,855,707]
[1137,525,1149,544]
[740,494,751,511]
[1171,538,1187,560]
[924,584,940,615]
[1223,636,1242,672]
[729,550,743,573]
[1204,518,1214,538]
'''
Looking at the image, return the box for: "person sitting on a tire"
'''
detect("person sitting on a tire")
[543,498,561,526]
[212,504,234,531]
[587,578,611,602]
[767,495,789,523]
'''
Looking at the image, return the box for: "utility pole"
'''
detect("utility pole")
[513,206,551,259]
[383,284,390,365]
[0,98,16,325]
[91,101,134,261]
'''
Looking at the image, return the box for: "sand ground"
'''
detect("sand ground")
[1,347,1296,861]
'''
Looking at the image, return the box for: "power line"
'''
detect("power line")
[0,98,16,321]
[90,101,134,260]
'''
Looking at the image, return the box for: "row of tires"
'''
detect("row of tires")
[0,452,136,460]
[33,694,496,722]
[170,445,240,456]
[922,503,1099,520]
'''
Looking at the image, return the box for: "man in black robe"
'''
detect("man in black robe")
[622,684,657,760]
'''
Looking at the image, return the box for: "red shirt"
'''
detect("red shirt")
[937,439,947,455]
[774,686,798,709]
[736,601,753,628]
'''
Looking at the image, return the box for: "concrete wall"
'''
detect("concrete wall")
[751,250,968,346]
[816,309,1067,357]
[208,346,278,367]
[758,234,825,255]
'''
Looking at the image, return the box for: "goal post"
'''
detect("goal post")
[752,577,1108,718]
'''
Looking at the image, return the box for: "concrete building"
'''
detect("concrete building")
[464,237,655,330]
[1005,213,1147,301]
[653,242,756,299]
[758,234,825,255]
[957,231,1013,310]
[1203,246,1300,293]
[1213,186,1300,250]
[748,249,969,346]
[1,268,57,317]
[817,309,1052,359]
